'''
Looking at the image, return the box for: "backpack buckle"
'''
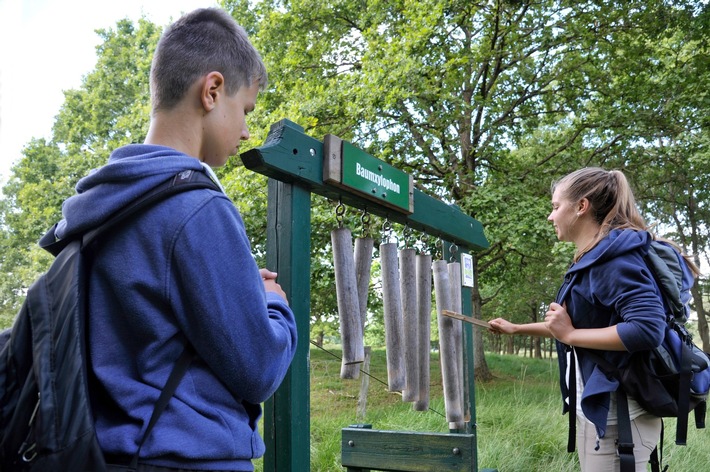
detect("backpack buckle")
[616,441,635,454]
[21,442,37,462]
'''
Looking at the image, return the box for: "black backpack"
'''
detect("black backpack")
[0,169,220,471]
[568,240,710,472]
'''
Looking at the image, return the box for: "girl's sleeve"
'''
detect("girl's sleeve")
[592,254,666,352]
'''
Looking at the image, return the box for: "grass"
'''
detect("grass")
[254,346,710,471]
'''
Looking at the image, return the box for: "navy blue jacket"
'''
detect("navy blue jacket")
[555,229,667,439]
[56,144,298,470]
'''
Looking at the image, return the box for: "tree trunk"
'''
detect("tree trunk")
[691,283,710,352]
[472,261,492,382]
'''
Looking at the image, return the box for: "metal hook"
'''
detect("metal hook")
[402,224,411,248]
[449,243,458,262]
[382,219,398,245]
[361,210,371,237]
[418,233,430,254]
[435,238,443,260]
[335,200,345,228]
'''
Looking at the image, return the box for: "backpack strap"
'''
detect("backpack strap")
[567,347,577,453]
[129,346,195,470]
[648,425,667,472]
[578,349,639,471]
[40,169,222,256]
[616,389,636,472]
[673,322,695,446]
[695,400,706,429]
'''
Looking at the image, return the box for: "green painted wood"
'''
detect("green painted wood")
[243,121,494,472]
[241,119,489,252]
[262,180,312,472]
[341,428,476,472]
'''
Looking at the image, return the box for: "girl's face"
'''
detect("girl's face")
[548,186,579,242]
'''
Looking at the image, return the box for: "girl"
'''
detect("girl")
[489,167,699,471]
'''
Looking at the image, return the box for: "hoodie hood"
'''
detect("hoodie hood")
[555,229,652,305]
[569,228,652,274]
[55,144,205,240]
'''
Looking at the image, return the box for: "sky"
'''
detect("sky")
[0,0,219,183]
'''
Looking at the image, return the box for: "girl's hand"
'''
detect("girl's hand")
[544,302,574,343]
[488,318,517,335]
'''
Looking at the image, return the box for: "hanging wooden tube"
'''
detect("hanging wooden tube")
[433,259,464,426]
[399,247,418,402]
[332,226,365,377]
[413,253,432,411]
[380,241,405,392]
[448,260,466,422]
[341,236,374,379]
[355,236,374,334]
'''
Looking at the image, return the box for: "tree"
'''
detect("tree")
[233,0,710,378]
[0,17,272,327]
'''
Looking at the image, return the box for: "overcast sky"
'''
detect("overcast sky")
[0,0,217,183]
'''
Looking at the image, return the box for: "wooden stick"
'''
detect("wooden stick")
[442,310,491,329]
[356,346,372,420]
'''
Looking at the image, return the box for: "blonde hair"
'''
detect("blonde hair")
[552,167,699,276]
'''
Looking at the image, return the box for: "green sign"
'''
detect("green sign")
[338,140,413,213]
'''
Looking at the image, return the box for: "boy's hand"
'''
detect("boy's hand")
[260,268,289,305]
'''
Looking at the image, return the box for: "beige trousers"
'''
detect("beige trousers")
[577,413,662,472]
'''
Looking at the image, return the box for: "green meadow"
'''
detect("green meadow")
[256,346,710,471]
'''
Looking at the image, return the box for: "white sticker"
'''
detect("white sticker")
[461,253,474,287]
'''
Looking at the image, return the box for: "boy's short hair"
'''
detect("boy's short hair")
[150,8,267,111]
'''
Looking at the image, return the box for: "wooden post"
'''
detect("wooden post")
[380,241,405,392]
[262,179,311,472]
[413,253,432,411]
[356,346,372,420]
[332,226,365,376]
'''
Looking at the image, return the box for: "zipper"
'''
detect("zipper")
[18,392,39,462]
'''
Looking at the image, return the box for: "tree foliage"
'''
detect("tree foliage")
[227,0,710,365]
[1,1,708,363]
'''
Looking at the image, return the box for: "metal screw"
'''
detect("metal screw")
[452,447,461,455]
[310,148,316,157]
[348,440,355,447]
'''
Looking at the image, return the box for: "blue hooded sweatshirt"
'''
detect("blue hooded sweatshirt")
[56,144,297,471]
[554,229,667,440]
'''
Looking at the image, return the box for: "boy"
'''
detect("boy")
[54,8,297,471]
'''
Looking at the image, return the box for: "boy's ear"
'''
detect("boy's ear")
[200,71,225,112]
